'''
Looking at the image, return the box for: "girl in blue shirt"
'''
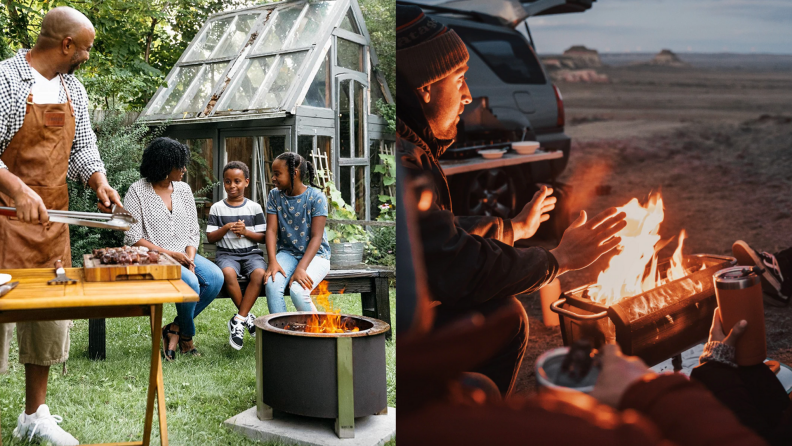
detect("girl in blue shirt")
[264,152,331,313]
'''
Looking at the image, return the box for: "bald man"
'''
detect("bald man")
[0,6,121,445]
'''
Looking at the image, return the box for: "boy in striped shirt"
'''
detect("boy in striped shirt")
[207,161,267,350]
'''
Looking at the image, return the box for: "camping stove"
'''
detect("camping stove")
[550,254,736,366]
[254,313,390,438]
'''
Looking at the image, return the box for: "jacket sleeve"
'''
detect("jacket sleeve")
[400,136,557,307]
[455,215,515,245]
[419,206,557,308]
[620,373,769,446]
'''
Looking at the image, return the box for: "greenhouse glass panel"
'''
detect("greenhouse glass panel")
[147,66,201,115]
[212,14,259,59]
[225,137,255,199]
[253,6,303,54]
[263,136,287,193]
[316,135,333,183]
[178,62,229,114]
[301,51,330,108]
[337,38,363,72]
[339,79,351,158]
[220,56,275,111]
[339,9,360,34]
[184,17,234,62]
[183,138,215,219]
[253,51,307,109]
[339,166,366,220]
[298,135,314,161]
[290,1,334,49]
[354,81,365,157]
[370,76,386,116]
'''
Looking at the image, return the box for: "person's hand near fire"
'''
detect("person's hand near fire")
[696,307,747,368]
[708,307,747,347]
[550,207,628,275]
[590,344,654,407]
[511,185,557,240]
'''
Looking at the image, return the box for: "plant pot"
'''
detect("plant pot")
[330,242,364,268]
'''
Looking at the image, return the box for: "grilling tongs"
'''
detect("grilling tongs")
[0,204,136,231]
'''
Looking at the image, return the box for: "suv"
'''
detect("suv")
[398,0,596,238]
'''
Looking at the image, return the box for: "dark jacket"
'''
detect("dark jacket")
[397,85,557,308]
[691,362,792,446]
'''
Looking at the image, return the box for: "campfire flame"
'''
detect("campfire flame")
[303,281,359,334]
[588,192,692,308]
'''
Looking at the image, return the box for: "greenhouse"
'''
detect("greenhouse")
[138,0,394,220]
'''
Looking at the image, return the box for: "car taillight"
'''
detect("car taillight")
[553,84,565,128]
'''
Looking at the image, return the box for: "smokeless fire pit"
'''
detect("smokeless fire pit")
[254,312,390,438]
[551,254,736,366]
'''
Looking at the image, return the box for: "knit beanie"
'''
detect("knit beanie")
[396,5,469,89]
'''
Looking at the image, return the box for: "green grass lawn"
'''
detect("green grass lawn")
[0,288,395,445]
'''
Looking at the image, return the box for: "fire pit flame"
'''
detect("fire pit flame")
[589,192,699,308]
[284,281,360,333]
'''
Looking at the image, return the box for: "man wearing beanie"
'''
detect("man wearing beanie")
[396,5,627,396]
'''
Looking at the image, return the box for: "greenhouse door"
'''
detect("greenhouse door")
[218,130,291,205]
[336,74,369,220]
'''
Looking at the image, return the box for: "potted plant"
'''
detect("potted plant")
[323,181,368,267]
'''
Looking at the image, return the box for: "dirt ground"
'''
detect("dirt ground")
[513,64,792,396]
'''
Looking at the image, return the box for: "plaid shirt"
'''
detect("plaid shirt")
[0,49,105,183]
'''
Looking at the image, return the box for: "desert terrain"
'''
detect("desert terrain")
[514,55,792,395]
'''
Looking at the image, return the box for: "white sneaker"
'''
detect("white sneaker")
[228,316,244,350]
[13,404,79,445]
[245,313,257,338]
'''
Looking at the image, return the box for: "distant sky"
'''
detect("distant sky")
[526,0,792,55]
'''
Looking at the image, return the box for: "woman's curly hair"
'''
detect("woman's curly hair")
[140,137,191,183]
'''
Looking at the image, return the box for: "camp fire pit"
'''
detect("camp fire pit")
[254,312,390,438]
[550,254,736,366]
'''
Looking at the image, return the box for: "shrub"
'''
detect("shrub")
[365,207,395,267]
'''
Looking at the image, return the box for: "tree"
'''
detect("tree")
[359,0,395,94]
[0,0,254,109]
[1,0,395,108]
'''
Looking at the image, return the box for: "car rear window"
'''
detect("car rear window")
[451,25,546,85]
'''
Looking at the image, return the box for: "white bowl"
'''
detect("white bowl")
[0,274,11,286]
[535,346,599,394]
[479,149,505,159]
[512,141,540,155]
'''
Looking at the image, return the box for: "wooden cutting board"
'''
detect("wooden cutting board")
[83,253,182,282]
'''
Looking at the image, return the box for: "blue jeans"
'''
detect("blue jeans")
[175,254,224,337]
[265,251,331,313]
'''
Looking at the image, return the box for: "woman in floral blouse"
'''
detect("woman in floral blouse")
[124,137,223,360]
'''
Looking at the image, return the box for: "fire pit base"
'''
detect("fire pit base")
[224,406,396,446]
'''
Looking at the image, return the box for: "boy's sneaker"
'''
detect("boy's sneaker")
[733,240,790,303]
[228,316,245,350]
[245,313,257,338]
[13,404,79,446]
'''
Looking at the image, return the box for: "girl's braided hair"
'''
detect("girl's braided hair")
[275,152,318,194]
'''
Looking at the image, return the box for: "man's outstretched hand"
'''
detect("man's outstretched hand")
[550,207,627,275]
[512,185,557,241]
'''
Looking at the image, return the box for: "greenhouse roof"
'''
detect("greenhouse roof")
[139,0,390,124]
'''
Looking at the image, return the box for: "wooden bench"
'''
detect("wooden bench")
[217,265,394,338]
[87,265,393,360]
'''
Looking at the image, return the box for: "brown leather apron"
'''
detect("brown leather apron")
[0,72,75,268]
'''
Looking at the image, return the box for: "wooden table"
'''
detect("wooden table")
[439,149,564,176]
[0,267,198,446]
[87,265,395,363]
